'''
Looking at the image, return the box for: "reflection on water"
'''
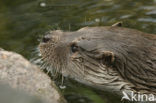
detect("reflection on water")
[0,0,156,103]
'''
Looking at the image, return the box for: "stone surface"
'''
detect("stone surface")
[0,48,66,103]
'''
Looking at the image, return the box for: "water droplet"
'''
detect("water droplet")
[59,85,66,89]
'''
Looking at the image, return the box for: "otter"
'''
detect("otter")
[39,23,156,96]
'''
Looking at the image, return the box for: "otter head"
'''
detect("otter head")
[39,24,156,95]
[39,27,137,93]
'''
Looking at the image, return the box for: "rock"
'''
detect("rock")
[0,48,67,103]
[0,83,44,103]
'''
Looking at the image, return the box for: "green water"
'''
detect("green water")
[0,0,156,103]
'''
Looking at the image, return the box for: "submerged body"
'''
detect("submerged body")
[39,26,156,95]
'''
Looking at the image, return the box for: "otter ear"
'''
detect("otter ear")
[101,51,115,66]
[112,21,123,27]
[94,51,115,66]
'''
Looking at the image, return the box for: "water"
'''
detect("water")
[0,0,156,103]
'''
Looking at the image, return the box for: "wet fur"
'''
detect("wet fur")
[39,26,156,94]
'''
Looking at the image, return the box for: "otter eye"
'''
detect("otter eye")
[71,44,78,53]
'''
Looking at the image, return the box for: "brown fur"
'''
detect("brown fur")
[39,26,156,94]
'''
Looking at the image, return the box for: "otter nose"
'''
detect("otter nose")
[42,36,51,43]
